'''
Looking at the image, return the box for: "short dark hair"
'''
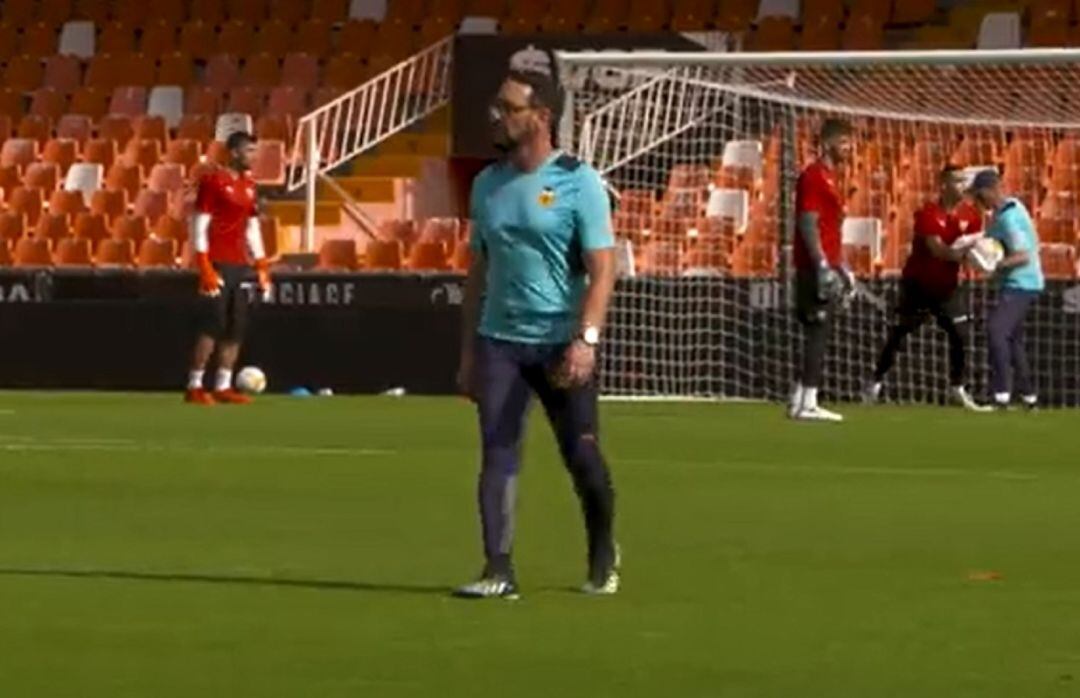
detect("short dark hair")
[820,118,851,142]
[225,131,256,151]
[506,69,563,121]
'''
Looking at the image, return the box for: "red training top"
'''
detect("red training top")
[903,200,983,297]
[794,161,843,271]
[196,168,258,265]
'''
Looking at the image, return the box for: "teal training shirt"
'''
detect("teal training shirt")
[469,152,614,344]
[986,198,1044,292]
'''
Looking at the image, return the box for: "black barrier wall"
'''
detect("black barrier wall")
[1,270,1079,404]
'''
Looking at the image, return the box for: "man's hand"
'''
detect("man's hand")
[554,340,596,388]
[255,258,272,302]
[196,253,222,297]
[456,351,477,402]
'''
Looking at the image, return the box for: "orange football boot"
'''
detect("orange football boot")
[184,387,216,405]
[212,388,253,405]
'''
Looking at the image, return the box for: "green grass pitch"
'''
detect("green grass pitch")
[1,392,1079,697]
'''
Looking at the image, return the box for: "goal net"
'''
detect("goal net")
[555,49,1080,406]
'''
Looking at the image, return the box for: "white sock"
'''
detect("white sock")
[1022,394,1037,405]
[804,387,819,410]
[994,392,1010,405]
[790,383,804,410]
[187,369,204,390]
[215,369,233,392]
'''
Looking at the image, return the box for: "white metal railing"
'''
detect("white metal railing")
[288,36,453,250]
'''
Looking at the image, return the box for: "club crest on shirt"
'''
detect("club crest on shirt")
[538,187,556,207]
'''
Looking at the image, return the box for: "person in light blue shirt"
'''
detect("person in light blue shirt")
[454,68,619,600]
[970,169,1044,409]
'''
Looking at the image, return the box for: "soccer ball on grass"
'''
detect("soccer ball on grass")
[236,366,267,394]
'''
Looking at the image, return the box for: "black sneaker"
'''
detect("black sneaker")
[453,575,520,600]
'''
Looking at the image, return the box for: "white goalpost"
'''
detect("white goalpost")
[555,48,1080,406]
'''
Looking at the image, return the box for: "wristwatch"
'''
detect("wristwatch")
[578,325,601,347]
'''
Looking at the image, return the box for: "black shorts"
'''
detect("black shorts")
[794,269,837,326]
[895,277,967,328]
[198,263,251,341]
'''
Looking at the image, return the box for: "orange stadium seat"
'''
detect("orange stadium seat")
[142,21,180,57]
[1041,243,1078,279]
[268,86,307,118]
[73,211,110,243]
[0,211,25,242]
[584,0,629,33]
[312,86,343,108]
[20,22,58,58]
[465,0,505,15]
[96,238,136,266]
[99,115,135,148]
[0,240,10,266]
[1,0,35,24]
[850,0,890,25]
[255,19,293,57]
[419,15,458,42]
[111,214,149,244]
[153,214,188,245]
[240,53,281,88]
[670,0,714,31]
[370,20,418,61]
[206,54,242,91]
[294,19,334,59]
[106,162,142,201]
[0,114,10,143]
[99,21,137,54]
[804,0,844,24]
[184,87,222,117]
[750,16,795,51]
[406,241,450,270]
[1029,0,1072,47]
[164,139,201,172]
[323,53,366,90]
[179,21,217,61]
[250,140,285,184]
[69,87,108,120]
[218,20,257,58]
[43,139,79,175]
[18,115,52,147]
[226,0,269,22]
[138,237,177,268]
[110,86,147,117]
[14,237,52,267]
[714,0,755,32]
[313,0,349,23]
[54,236,92,266]
[85,54,124,90]
[282,53,319,89]
[132,189,168,222]
[226,86,265,115]
[156,52,196,86]
[147,163,185,193]
[74,0,110,22]
[43,54,82,92]
[317,239,358,270]
[118,0,185,25]
[123,139,163,176]
[626,0,671,32]
[842,14,885,50]
[0,88,23,121]
[83,138,118,172]
[11,187,45,225]
[4,55,45,92]
[256,114,292,141]
[0,24,18,62]
[25,162,60,192]
[90,188,126,221]
[205,140,230,166]
[0,164,21,198]
[801,14,841,51]
[177,115,214,146]
[449,237,471,272]
[384,0,426,24]
[340,21,378,60]
[891,0,933,26]
[190,0,226,24]
[134,116,168,148]
[364,239,403,270]
[30,88,68,123]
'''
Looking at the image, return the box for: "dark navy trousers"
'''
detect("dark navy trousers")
[987,289,1039,397]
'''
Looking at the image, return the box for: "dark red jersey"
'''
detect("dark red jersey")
[196,168,258,265]
[794,161,843,270]
[903,199,983,297]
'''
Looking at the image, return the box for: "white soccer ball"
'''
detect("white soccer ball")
[236,366,267,394]
[968,237,1005,273]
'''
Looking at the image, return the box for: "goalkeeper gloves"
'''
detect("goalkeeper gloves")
[196,253,223,297]
[254,258,272,302]
[815,263,839,302]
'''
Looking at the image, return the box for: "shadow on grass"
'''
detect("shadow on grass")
[0,566,450,596]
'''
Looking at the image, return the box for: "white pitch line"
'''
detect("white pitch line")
[619,458,1039,481]
[0,439,396,458]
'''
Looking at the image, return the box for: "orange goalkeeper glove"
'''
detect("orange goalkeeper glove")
[196,253,223,297]
[254,258,271,301]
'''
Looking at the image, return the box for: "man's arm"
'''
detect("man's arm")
[459,253,486,361]
[579,247,616,334]
[924,235,966,262]
[797,211,826,267]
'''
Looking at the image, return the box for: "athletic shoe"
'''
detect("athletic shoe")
[862,381,883,404]
[184,387,215,405]
[582,543,622,596]
[952,386,993,412]
[452,575,520,600]
[793,406,844,422]
[212,388,253,405]
[1021,395,1039,412]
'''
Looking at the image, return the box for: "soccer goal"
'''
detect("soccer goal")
[554,48,1080,406]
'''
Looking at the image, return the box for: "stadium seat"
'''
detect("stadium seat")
[312,86,344,108]
[0,240,11,266]
[749,16,796,51]
[83,139,117,172]
[179,21,217,61]
[73,211,110,244]
[0,164,21,199]
[317,239,359,270]
[218,20,257,58]
[363,239,403,270]
[132,189,168,223]
[323,53,366,90]
[138,237,178,268]
[205,140,231,166]
[153,214,188,244]
[419,15,457,42]
[227,0,269,22]
[295,19,334,59]
[99,21,137,54]
[801,14,841,51]
[1,0,34,25]
[206,54,242,91]
[891,0,935,26]
[96,237,136,266]
[255,19,293,56]
[0,24,17,63]
[1,139,39,172]
[282,53,319,90]
[111,214,149,244]
[4,55,45,93]
[215,112,254,142]
[24,162,60,193]
[340,21,378,60]
[626,0,671,31]
[43,54,83,92]
[714,0,756,32]
[69,87,109,120]
[10,188,44,227]
[190,0,226,24]
[450,236,471,272]
[106,162,142,201]
[1029,0,1071,47]
[90,188,126,221]
[117,0,185,25]
[255,114,292,141]
[43,140,79,176]
[142,21,180,57]
[370,18,417,59]
[17,115,52,147]
[109,86,148,117]
[123,139,163,176]
[164,139,201,172]
[406,240,449,270]
[35,212,71,243]
[22,22,60,58]
[240,53,282,88]
[0,211,26,242]
[85,53,127,91]
[669,0,712,31]
[65,162,104,204]
[1040,243,1078,279]
[74,0,111,23]
[184,87,223,117]
[977,12,1021,50]
[99,116,135,149]
[314,0,350,22]
[157,52,196,87]
[0,88,23,122]
[250,140,285,185]
[227,86,266,116]
[13,237,52,267]
[268,86,307,118]
[148,87,184,129]
[147,163,185,193]
[350,0,388,20]
[54,236,92,266]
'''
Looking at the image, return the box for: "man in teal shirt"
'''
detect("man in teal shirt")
[454,68,618,599]
[970,169,1044,409]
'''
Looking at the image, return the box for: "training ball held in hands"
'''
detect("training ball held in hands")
[968,237,1005,273]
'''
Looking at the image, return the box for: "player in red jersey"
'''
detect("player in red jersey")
[864,165,986,410]
[789,118,854,422]
[184,131,271,405]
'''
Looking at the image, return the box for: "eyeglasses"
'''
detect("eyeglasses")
[490,99,532,117]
